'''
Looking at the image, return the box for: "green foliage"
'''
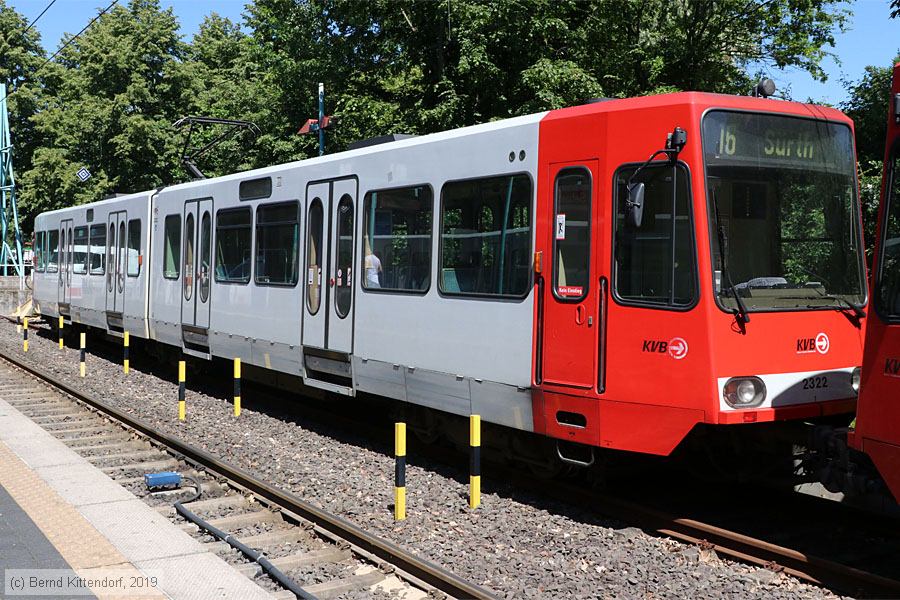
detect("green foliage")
[0,0,46,186]
[3,0,854,233]
[840,53,900,256]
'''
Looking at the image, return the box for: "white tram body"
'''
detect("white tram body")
[33,114,541,431]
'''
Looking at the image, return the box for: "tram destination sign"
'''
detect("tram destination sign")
[702,110,854,173]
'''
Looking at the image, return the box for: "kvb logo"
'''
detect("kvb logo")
[641,337,689,360]
[884,357,900,378]
[796,332,830,355]
[668,337,689,360]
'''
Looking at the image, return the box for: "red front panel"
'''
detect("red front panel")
[854,63,900,500]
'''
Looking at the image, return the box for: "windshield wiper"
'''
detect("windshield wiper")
[712,189,750,324]
[779,293,865,320]
[811,291,865,319]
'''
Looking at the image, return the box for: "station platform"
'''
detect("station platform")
[0,396,275,599]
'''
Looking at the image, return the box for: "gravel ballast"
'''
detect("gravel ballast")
[2,320,844,599]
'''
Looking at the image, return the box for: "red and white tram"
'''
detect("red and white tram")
[32,90,866,463]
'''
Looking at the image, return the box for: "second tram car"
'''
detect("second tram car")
[844,62,900,501]
[32,91,867,462]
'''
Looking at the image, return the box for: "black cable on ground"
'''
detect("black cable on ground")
[173,475,318,600]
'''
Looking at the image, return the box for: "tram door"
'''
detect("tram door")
[302,177,357,353]
[105,211,127,313]
[180,199,213,330]
[58,219,73,305]
[540,161,602,389]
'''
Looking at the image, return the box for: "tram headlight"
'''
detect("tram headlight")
[723,377,766,408]
[851,367,861,394]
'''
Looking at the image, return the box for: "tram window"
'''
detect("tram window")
[200,212,211,301]
[184,213,194,300]
[88,224,105,275]
[35,231,45,272]
[215,208,251,284]
[362,185,433,292]
[47,230,59,273]
[878,146,900,317]
[552,169,590,301]
[335,195,354,318]
[614,162,696,307]
[127,219,141,276]
[73,226,88,274]
[440,174,532,297]
[255,201,299,286]
[163,215,180,279]
[306,199,323,313]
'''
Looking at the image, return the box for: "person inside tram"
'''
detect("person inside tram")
[364,237,382,288]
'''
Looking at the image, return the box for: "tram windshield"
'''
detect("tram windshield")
[703,110,865,313]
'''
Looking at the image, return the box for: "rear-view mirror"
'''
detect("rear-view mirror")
[626,182,645,229]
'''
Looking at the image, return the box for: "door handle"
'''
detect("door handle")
[575,304,585,325]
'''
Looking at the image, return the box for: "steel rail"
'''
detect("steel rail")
[0,350,496,600]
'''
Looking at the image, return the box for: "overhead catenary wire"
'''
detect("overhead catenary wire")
[21,0,57,38]
[5,0,119,100]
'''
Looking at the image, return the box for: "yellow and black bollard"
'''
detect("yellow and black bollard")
[394,422,406,521]
[470,414,481,509]
[22,317,28,352]
[58,316,64,349]
[123,332,130,374]
[178,360,186,421]
[233,358,241,417]
[79,333,86,377]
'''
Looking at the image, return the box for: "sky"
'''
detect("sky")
[7,0,900,107]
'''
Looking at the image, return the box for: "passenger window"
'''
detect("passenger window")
[614,162,696,307]
[335,195,354,318]
[362,185,433,292]
[552,169,591,300]
[200,211,211,302]
[107,223,115,292]
[255,201,299,286]
[163,215,180,279]
[440,174,533,297]
[118,221,126,292]
[47,230,58,272]
[184,213,195,300]
[127,219,141,276]
[215,208,251,284]
[59,228,67,272]
[89,224,105,275]
[73,227,88,274]
[306,199,324,313]
[35,231,45,272]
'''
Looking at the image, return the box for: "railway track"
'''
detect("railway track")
[3,339,900,598]
[0,350,496,600]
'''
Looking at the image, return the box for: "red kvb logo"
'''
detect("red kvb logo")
[797,332,830,354]
[815,332,830,354]
[668,337,688,360]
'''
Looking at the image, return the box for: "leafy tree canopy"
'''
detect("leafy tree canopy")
[1,0,856,231]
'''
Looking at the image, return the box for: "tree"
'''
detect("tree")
[841,53,900,254]
[0,0,47,187]
[891,0,899,19]
[17,0,190,226]
[245,0,850,155]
